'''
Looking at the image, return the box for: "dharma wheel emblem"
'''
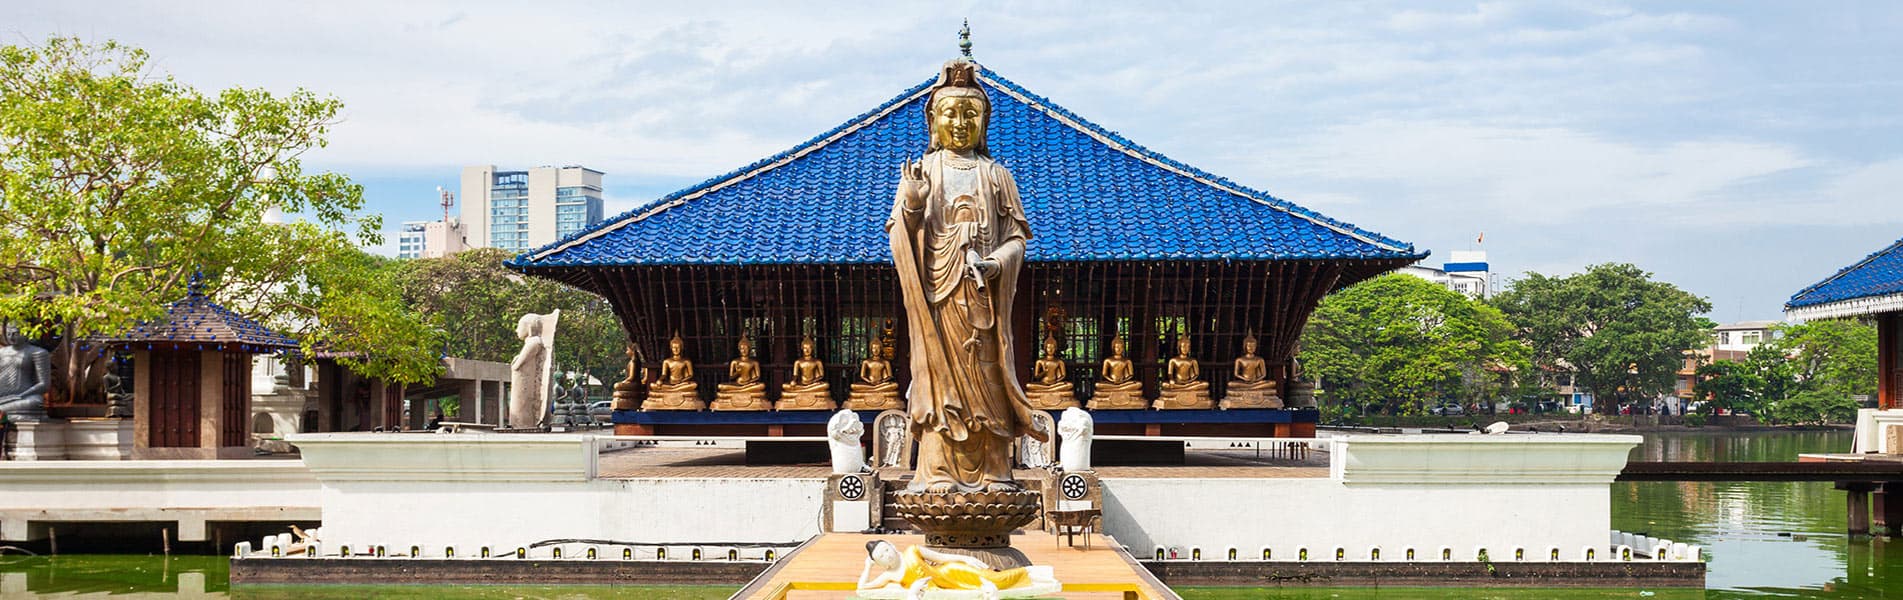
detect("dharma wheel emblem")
[839,474,867,500]
[1061,474,1088,500]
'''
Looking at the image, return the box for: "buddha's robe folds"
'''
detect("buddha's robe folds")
[888,150,1045,492]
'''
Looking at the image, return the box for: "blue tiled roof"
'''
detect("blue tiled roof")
[1787,236,1903,309]
[512,66,1420,268]
[106,279,299,350]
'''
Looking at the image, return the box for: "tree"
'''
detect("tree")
[1774,320,1878,400]
[398,248,624,390]
[1693,360,1761,416]
[1492,263,1712,415]
[0,37,437,400]
[1300,274,1527,415]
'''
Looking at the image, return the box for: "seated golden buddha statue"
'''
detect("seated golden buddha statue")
[846,337,902,411]
[642,333,704,411]
[711,336,768,411]
[1026,333,1078,410]
[1086,335,1146,409]
[1220,333,1283,409]
[610,344,647,410]
[1154,334,1213,409]
[775,336,834,411]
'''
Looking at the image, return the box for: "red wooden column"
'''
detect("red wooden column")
[1881,312,1898,410]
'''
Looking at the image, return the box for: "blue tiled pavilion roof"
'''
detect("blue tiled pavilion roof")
[105,280,298,352]
[511,66,1421,268]
[1786,236,1903,312]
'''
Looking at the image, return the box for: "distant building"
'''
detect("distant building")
[396,219,469,259]
[1673,320,1782,405]
[460,165,605,252]
[1400,250,1492,298]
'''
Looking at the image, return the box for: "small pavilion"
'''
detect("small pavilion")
[1786,236,1903,449]
[510,63,1423,438]
[107,278,298,459]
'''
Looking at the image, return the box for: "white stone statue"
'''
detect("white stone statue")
[828,408,868,474]
[1058,407,1093,473]
[508,310,560,429]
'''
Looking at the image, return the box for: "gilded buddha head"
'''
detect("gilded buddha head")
[737,335,754,358]
[1242,333,1258,357]
[927,60,990,156]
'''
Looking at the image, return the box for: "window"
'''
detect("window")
[1741,331,1762,345]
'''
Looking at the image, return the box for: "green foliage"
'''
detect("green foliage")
[1681,413,1706,427]
[397,248,624,388]
[1774,319,1878,399]
[1300,274,1527,415]
[1693,360,1761,415]
[1491,263,1712,415]
[0,37,436,393]
[1770,389,1859,426]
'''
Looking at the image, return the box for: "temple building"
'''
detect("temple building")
[1787,236,1903,453]
[510,64,1422,437]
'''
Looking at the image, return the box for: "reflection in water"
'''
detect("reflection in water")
[1615,429,1901,598]
[6,430,1889,598]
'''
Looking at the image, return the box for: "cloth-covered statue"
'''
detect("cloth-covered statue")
[856,539,1059,599]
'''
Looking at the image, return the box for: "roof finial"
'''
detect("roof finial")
[188,268,205,297]
[958,19,972,58]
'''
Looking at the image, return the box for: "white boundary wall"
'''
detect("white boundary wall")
[1106,435,1636,556]
[291,434,821,551]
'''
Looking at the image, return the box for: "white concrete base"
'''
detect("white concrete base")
[1853,408,1903,454]
[7,420,67,461]
[0,460,320,541]
[64,419,134,460]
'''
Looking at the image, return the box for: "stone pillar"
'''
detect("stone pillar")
[462,380,483,423]
[7,421,68,461]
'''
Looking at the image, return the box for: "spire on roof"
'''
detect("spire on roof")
[959,19,972,58]
[188,269,206,297]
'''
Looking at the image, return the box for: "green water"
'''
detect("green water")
[3,430,1888,598]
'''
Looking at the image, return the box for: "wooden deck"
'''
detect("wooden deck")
[735,532,1178,600]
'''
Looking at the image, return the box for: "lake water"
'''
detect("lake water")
[1,430,1884,598]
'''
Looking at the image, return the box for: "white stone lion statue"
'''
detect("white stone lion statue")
[829,409,868,474]
[1058,407,1093,473]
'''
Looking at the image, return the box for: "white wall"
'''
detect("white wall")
[1102,479,1607,557]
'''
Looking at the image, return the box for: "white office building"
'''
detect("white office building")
[1400,250,1493,299]
[396,219,470,259]
[460,165,606,252]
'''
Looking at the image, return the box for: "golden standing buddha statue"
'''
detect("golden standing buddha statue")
[847,337,902,411]
[1154,335,1213,409]
[1086,335,1146,409]
[1025,333,1078,409]
[1219,333,1283,409]
[642,333,704,411]
[775,336,834,410]
[712,336,769,411]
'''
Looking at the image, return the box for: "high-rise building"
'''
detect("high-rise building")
[396,219,469,259]
[460,165,605,252]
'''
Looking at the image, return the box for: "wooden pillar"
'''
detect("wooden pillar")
[1842,481,1875,536]
[1881,312,1898,410]
[1880,482,1903,537]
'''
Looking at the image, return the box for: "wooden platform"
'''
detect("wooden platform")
[733,532,1179,600]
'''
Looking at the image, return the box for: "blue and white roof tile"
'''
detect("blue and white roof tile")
[511,66,1421,269]
[1786,236,1903,320]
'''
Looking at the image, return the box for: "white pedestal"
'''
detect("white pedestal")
[1853,408,1903,454]
[8,420,68,461]
[65,419,133,460]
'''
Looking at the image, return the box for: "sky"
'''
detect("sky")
[7,1,1902,322]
